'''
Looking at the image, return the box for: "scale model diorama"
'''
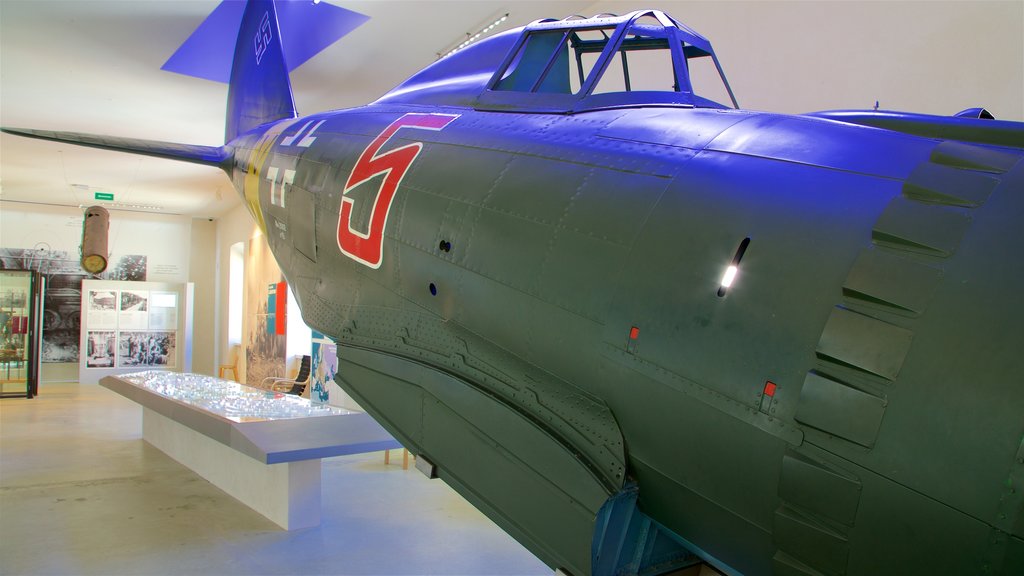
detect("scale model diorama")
[5,1,1023,574]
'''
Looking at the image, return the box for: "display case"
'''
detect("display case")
[0,270,41,398]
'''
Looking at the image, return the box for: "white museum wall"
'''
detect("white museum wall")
[189,219,216,376]
[286,285,313,376]
[212,201,314,385]
[0,200,241,383]
[0,203,191,283]
[0,202,193,383]
[214,202,259,379]
[584,0,1023,120]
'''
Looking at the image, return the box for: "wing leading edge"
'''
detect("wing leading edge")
[0,127,231,172]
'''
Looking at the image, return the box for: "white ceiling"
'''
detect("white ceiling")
[0,0,593,220]
[2,1,1021,221]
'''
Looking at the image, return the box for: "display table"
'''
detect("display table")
[100,371,401,530]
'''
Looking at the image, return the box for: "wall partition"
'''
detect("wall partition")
[78,279,193,385]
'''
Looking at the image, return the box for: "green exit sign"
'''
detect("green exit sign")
[94,192,114,201]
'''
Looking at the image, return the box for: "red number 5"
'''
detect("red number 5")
[337,113,459,269]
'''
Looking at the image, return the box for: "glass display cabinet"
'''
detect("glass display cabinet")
[0,270,41,398]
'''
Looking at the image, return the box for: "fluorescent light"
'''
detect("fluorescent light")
[720,265,738,288]
[100,202,164,211]
[440,13,509,59]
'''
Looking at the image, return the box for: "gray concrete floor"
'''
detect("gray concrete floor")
[0,383,552,575]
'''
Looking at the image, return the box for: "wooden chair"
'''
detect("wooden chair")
[261,355,311,395]
[218,345,240,381]
[384,448,411,470]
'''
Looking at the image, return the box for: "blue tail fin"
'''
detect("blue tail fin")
[1,1,295,167]
[225,0,297,143]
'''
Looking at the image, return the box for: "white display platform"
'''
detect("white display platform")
[100,371,401,530]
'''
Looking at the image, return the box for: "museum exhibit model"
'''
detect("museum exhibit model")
[4,2,1023,575]
[111,370,342,421]
[97,369,398,530]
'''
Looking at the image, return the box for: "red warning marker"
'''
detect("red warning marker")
[626,326,640,354]
[763,381,777,397]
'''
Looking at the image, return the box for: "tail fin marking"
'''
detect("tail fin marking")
[225,0,297,143]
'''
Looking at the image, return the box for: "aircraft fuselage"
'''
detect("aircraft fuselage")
[233,103,1024,575]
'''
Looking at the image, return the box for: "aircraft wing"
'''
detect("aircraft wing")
[0,127,230,169]
[807,110,1024,149]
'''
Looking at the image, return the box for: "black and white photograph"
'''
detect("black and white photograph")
[86,289,118,330]
[87,290,116,311]
[119,290,148,312]
[84,331,116,368]
[103,255,147,282]
[118,290,149,330]
[116,330,175,368]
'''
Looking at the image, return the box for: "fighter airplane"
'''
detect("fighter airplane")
[5,1,1024,574]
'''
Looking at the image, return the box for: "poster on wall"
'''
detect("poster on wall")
[148,292,178,330]
[0,247,147,362]
[118,290,149,330]
[0,289,27,309]
[84,331,116,368]
[310,331,337,405]
[117,331,176,368]
[87,290,118,329]
[244,238,287,385]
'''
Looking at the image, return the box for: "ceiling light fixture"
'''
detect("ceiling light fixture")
[98,201,165,212]
[439,12,509,59]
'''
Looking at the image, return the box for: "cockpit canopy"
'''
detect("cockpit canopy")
[378,10,738,114]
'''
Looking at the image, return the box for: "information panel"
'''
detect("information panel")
[79,280,192,384]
